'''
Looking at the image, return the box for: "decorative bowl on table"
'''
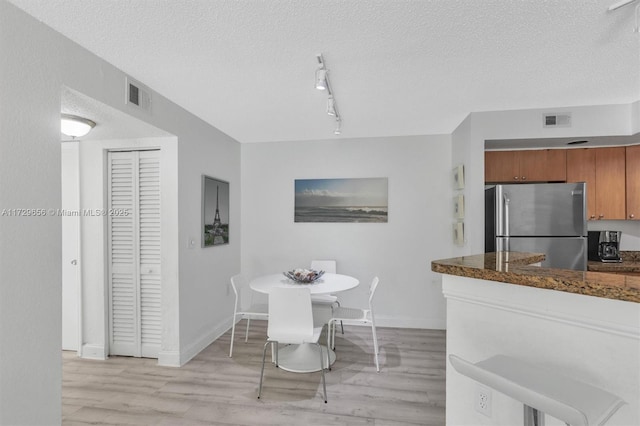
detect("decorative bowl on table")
[283,268,325,284]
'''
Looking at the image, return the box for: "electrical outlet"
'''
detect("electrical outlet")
[475,385,492,417]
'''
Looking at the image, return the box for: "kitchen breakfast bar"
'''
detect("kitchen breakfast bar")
[432,252,639,426]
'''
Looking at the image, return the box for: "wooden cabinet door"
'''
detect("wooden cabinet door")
[626,145,640,220]
[485,151,520,183]
[594,147,626,220]
[486,149,566,183]
[520,149,567,182]
[567,148,597,220]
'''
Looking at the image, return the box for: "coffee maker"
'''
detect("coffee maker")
[588,231,622,263]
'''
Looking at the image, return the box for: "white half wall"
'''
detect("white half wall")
[443,274,639,426]
[241,135,452,329]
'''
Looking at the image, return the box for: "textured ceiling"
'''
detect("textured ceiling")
[8,0,640,143]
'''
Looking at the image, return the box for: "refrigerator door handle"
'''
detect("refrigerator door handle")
[497,237,510,252]
[503,193,510,238]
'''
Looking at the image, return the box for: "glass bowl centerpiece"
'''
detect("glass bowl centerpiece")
[283,268,325,284]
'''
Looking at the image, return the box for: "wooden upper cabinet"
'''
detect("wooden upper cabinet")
[568,147,626,220]
[485,149,566,183]
[484,151,520,183]
[520,149,567,182]
[566,148,597,220]
[626,145,640,220]
[594,147,626,220]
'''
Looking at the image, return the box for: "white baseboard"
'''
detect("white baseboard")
[157,350,181,367]
[81,344,107,360]
[177,319,233,366]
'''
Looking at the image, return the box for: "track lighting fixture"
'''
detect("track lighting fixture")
[315,53,342,135]
[315,68,327,90]
[327,96,336,116]
[608,0,637,11]
[608,0,640,32]
[61,113,96,138]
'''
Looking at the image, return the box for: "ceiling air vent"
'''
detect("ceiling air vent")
[543,113,571,128]
[125,76,151,112]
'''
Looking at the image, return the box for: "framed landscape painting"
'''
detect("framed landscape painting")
[202,175,229,247]
[294,177,388,223]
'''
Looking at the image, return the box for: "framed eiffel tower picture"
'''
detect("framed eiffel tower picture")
[202,175,229,247]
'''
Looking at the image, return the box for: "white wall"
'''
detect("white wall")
[0,3,63,422]
[451,103,640,257]
[241,135,451,329]
[176,119,241,365]
[450,114,475,257]
[0,2,241,422]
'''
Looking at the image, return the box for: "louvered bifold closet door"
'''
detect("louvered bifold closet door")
[108,150,161,358]
[138,151,161,358]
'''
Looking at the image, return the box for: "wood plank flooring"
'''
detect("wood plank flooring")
[63,323,446,425]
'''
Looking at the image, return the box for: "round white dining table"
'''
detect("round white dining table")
[249,272,359,373]
[249,272,359,295]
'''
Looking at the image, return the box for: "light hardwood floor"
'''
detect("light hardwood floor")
[63,323,446,425]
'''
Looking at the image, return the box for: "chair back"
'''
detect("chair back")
[311,260,337,273]
[267,287,314,342]
[231,274,263,310]
[368,276,379,307]
[230,274,244,308]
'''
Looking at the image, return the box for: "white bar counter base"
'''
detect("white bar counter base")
[449,354,625,426]
[433,252,640,426]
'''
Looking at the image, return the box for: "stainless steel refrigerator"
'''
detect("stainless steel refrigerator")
[485,182,587,271]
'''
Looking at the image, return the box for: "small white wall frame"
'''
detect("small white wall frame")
[453,222,465,246]
[453,164,465,190]
[454,194,465,219]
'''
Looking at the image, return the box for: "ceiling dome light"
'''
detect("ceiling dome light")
[61,113,96,138]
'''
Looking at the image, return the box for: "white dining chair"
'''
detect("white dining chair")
[229,274,268,357]
[327,276,380,372]
[258,287,327,403]
[310,260,343,334]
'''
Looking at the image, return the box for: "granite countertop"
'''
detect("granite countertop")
[587,251,640,273]
[432,252,640,303]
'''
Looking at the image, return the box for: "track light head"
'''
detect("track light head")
[334,118,342,135]
[608,0,638,11]
[315,68,327,90]
[327,96,336,116]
